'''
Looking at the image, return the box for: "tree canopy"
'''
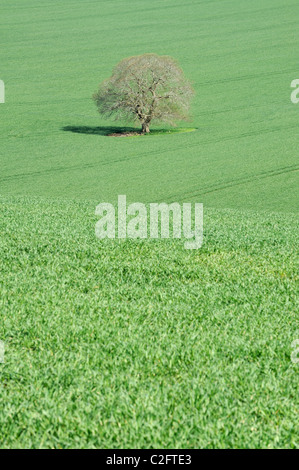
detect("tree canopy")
[93,54,194,134]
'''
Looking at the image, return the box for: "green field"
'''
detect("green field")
[0,0,298,448]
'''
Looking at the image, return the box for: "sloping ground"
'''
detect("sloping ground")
[0,0,298,449]
[0,196,298,448]
[1,0,298,211]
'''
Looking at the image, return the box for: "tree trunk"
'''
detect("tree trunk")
[141,122,150,134]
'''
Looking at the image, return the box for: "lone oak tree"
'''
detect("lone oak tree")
[93,54,194,134]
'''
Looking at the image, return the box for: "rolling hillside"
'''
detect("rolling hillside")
[1,0,298,210]
[0,0,298,449]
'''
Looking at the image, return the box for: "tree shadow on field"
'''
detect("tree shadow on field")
[62,125,197,137]
[62,125,140,136]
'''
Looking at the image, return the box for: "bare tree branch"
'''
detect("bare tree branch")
[93,54,194,134]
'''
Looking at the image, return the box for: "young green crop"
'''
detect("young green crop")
[0,196,298,448]
[0,0,298,449]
